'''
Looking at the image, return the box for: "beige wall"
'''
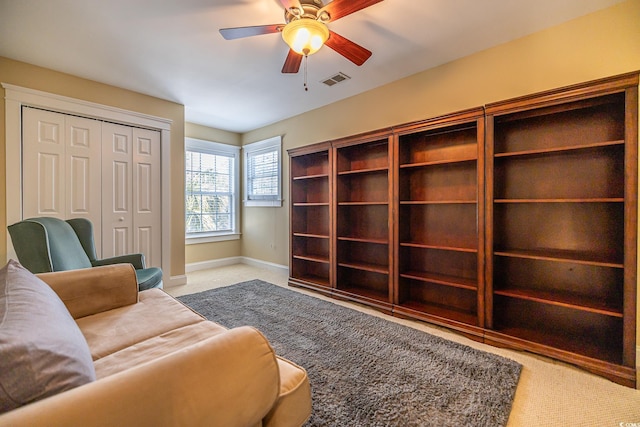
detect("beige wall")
[242,0,640,268]
[0,57,187,278]
[184,122,242,264]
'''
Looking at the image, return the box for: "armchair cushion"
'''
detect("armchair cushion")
[91,254,145,270]
[135,267,164,291]
[0,260,96,413]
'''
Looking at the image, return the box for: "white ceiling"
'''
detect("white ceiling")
[0,0,625,133]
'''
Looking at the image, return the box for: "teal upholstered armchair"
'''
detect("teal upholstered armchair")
[8,217,163,291]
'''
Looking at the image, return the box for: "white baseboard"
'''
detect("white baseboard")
[167,274,187,287]
[184,256,289,275]
[239,256,289,273]
[184,256,244,273]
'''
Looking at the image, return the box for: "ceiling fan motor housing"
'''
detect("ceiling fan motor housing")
[285,0,330,23]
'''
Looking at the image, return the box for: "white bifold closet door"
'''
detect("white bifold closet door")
[101,122,161,267]
[21,107,161,267]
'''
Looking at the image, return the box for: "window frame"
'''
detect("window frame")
[243,136,283,207]
[185,137,240,244]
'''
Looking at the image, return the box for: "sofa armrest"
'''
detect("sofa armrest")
[36,264,139,319]
[92,253,145,269]
[0,326,280,427]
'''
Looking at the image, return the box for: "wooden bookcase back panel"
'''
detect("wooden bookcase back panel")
[399,246,477,285]
[292,235,329,260]
[493,202,624,264]
[292,177,330,204]
[338,240,388,271]
[399,278,478,326]
[337,205,388,241]
[400,204,478,250]
[399,125,478,165]
[292,205,330,236]
[494,147,624,200]
[493,296,623,364]
[400,163,477,202]
[336,140,389,173]
[493,93,625,155]
[336,266,390,301]
[337,172,388,203]
[493,256,623,317]
[291,151,329,178]
[291,259,330,287]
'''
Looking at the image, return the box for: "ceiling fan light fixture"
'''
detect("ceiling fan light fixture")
[282,19,329,56]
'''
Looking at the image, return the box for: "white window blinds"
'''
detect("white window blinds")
[244,136,282,207]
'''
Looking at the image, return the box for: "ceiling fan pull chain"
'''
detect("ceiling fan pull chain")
[304,54,309,91]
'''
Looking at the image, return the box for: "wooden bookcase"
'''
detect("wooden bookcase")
[288,72,638,387]
[485,73,638,387]
[289,142,332,294]
[333,132,394,312]
[393,109,485,339]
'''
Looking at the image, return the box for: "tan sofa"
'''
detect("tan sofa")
[0,262,311,426]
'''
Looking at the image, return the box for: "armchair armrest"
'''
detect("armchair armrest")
[0,327,280,427]
[92,253,145,269]
[37,264,139,319]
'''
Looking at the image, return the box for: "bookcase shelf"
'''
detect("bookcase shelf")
[396,109,484,329]
[288,72,638,387]
[486,74,637,386]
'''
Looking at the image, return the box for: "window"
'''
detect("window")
[244,136,282,207]
[185,138,240,243]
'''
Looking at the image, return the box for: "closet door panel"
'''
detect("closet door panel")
[102,122,134,258]
[133,128,162,268]
[65,115,103,252]
[22,108,66,217]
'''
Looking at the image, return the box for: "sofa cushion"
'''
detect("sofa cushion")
[77,288,209,360]
[0,260,96,413]
[93,321,227,378]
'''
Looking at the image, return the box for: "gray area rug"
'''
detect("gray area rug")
[178,280,522,427]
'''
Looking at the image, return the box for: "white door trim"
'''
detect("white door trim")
[2,83,174,283]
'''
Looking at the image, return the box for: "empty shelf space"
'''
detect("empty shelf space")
[336,285,389,303]
[292,274,330,288]
[400,157,477,168]
[337,166,388,176]
[338,261,388,274]
[490,326,622,365]
[293,254,330,264]
[494,140,624,158]
[401,270,476,290]
[397,300,477,326]
[401,242,477,253]
[494,249,623,268]
[494,288,622,317]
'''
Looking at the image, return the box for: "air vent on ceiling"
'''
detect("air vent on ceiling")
[321,72,351,87]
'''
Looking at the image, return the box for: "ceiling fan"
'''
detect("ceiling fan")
[220,0,384,74]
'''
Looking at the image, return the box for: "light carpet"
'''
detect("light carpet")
[178,280,522,427]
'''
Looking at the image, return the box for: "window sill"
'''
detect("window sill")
[244,200,283,207]
[186,233,241,245]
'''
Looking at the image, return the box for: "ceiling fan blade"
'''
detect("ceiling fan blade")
[282,49,303,73]
[319,0,384,22]
[279,0,303,14]
[325,31,372,66]
[220,24,283,40]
